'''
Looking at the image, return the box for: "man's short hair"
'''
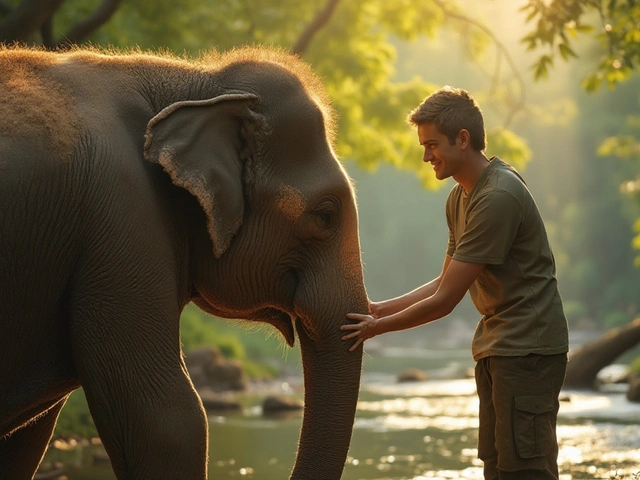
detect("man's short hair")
[408,86,486,152]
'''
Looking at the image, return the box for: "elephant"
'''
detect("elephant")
[0,45,369,479]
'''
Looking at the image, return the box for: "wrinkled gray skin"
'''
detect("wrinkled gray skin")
[0,47,369,479]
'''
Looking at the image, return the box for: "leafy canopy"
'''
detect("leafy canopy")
[521,0,640,91]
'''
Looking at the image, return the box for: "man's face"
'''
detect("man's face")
[417,123,462,181]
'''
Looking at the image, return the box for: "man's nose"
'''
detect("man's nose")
[423,151,433,163]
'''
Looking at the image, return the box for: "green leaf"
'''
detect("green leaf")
[533,55,553,80]
[485,127,532,170]
[524,6,539,23]
[520,33,540,50]
[581,73,603,92]
[598,136,640,159]
[558,42,577,61]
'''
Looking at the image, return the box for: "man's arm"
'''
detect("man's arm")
[342,258,485,351]
[372,255,453,317]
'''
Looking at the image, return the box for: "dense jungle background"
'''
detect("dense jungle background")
[3,0,640,453]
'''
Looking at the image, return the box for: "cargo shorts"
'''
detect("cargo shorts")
[475,353,567,480]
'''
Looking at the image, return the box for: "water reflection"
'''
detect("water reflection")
[41,355,640,480]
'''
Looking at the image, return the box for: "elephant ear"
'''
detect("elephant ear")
[144,93,261,258]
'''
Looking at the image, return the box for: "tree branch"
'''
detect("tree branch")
[291,0,341,56]
[58,0,122,47]
[0,0,64,44]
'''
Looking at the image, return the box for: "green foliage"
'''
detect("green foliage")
[54,390,97,438]
[180,305,289,379]
[604,310,634,329]
[485,128,532,169]
[519,0,640,280]
[521,0,640,91]
[532,54,554,80]
[180,305,246,359]
[597,114,640,265]
[599,134,640,159]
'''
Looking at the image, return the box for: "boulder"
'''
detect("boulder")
[198,389,242,412]
[185,346,246,392]
[262,395,304,415]
[397,368,428,383]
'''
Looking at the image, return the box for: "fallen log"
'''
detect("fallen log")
[564,317,640,390]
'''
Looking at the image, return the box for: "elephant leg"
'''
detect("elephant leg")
[80,361,208,480]
[69,300,208,479]
[0,396,67,479]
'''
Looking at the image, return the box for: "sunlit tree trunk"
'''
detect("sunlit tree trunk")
[564,317,640,390]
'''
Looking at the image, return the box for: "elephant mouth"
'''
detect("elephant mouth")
[189,292,297,347]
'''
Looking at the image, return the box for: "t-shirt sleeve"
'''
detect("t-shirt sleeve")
[445,190,457,257]
[447,228,456,257]
[452,191,522,265]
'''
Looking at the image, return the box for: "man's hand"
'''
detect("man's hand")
[369,301,383,319]
[341,313,379,352]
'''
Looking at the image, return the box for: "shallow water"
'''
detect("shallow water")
[41,349,640,479]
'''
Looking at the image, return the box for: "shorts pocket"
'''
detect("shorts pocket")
[513,394,555,458]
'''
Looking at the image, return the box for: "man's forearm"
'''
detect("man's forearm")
[375,293,454,335]
[376,279,441,316]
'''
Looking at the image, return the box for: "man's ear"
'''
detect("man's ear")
[458,129,471,149]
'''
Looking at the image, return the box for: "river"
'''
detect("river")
[41,346,640,479]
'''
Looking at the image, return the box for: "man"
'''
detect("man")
[342,86,569,480]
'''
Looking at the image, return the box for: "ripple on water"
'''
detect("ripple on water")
[364,378,478,398]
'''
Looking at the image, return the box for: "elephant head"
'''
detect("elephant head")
[144,50,369,479]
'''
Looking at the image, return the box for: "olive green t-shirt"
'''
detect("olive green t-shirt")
[446,157,569,361]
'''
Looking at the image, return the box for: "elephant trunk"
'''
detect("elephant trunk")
[290,318,364,480]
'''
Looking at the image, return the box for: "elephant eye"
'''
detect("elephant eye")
[310,199,340,233]
[316,209,333,228]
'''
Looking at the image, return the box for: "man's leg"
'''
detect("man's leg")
[490,354,567,480]
[475,357,499,480]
